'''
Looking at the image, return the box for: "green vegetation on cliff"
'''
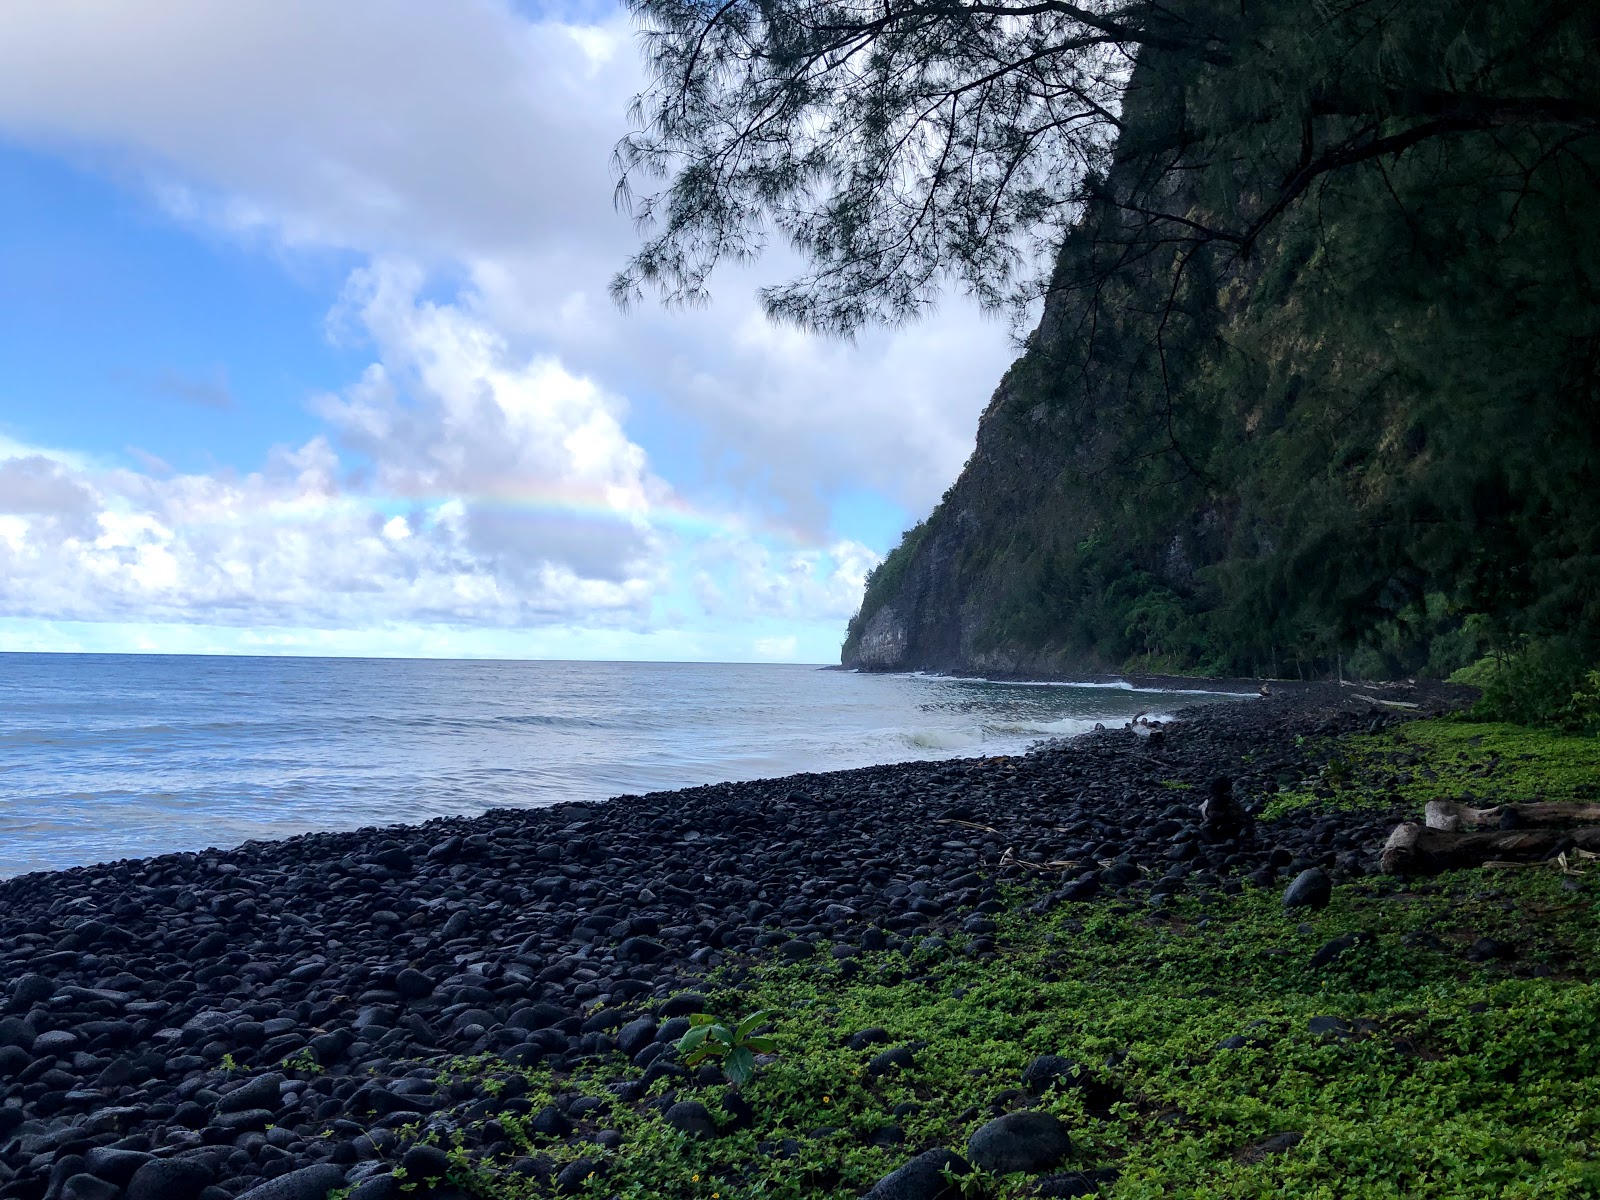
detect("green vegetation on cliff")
[851,18,1598,676]
[614,0,1598,681]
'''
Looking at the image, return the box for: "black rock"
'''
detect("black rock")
[1468,937,1513,962]
[966,1110,1072,1174]
[529,1105,574,1138]
[848,1027,891,1052]
[1036,1168,1120,1197]
[84,1147,153,1187]
[346,1177,400,1200]
[779,939,815,963]
[664,1100,717,1140]
[1021,1055,1075,1094]
[11,974,54,1010]
[862,1148,972,1200]
[233,1165,349,1200]
[1102,861,1140,888]
[400,1145,451,1180]
[720,1089,755,1132]
[615,1017,659,1058]
[218,1072,284,1114]
[394,969,434,1000]
[126,1159,214,1200]
[60,1176,120,1200]
[1310,931,1372,968]
[660,993,707,1017]
[1061,875,1101,902]
[1307,1015,1353,1038]
[1246,1131,1304,1157]
[655,1017,693,1044]
[617,937,667,962]
[555,1159,603,1195]
[211,1107,274,1134]
[511,1003,574,1031]
[867,1045,916,1077]
[1282,868,1332,910]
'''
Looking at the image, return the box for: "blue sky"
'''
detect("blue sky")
[0,0,1016,663]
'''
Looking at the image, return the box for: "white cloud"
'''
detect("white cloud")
[0,275,668,629]
[0,269,877,653]
[0,0,1019,515]
[0,0,1014,651]
[0,0,631,261]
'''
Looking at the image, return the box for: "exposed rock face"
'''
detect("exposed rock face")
[840,24,1600,680]
[839,66,1222,678]
[851,606,910,671]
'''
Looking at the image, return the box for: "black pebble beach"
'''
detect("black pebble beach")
[0,681,1465,1200]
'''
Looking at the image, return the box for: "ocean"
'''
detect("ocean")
[0,654,1247,878]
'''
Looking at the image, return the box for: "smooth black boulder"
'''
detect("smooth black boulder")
[867,1045,916,1077]
[660,992,707,1017]
[664,1101,717,1140]
[1282,868,1332,910]
[401,1145,452,1180]
[555,1159,602,1195]
[967,1110,1072,1174]
[615,1017,658,1058]
[848,1028,891,1052]
[233,1165,348,1200]
[863,1148,972,1200]
[126,1159,213,1200]
[394,969,434,1000]
[618,937,667,962]
[346,1177,400,1200]
[11,975,53,1010]
[83,1147,152,1187]
[218,1072,283,1115]
[1021,1055,1075,1094]
[1037,1168,1120,1197]
[1310,931,1372,968]
[60,1176,120,1200]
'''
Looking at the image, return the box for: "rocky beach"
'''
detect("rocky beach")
[0,680,1541,1200]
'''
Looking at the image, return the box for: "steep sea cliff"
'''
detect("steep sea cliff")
[841,37,1600,682]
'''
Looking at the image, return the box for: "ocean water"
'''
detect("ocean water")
[0,654,1248,878]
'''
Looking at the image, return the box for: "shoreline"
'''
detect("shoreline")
[0,681,1467,1198]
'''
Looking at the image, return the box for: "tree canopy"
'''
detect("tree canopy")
[614,0,1598,333]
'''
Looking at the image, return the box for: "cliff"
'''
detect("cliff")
[842,32,1600,681]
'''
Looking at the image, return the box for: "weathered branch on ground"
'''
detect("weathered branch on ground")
[1424,800,1600,832]
[1381,822,1600,875]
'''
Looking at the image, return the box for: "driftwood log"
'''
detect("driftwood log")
[1424,800,1600,832]
[1381,821,1600,875]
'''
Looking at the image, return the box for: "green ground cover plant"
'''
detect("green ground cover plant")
[1264,719,1600,820]
[407,721,1600,1199]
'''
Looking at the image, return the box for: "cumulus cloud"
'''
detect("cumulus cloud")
[0,272,874,649]
[0,0,631,261]
[0,0,1016,653]
[0,455,97,519]
[0,277,668,628]
[0,0,1018,523]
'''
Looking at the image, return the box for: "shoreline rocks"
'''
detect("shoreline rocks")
[0,681,1452,1198]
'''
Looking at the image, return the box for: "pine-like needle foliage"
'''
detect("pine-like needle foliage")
[615,0,1599,333]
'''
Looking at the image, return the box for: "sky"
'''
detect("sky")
[0,0,1019,664]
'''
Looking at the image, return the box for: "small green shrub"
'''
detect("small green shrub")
[1453,639,1600,732]
[1567,670,1600,736]
[280,1047,322,1075]
[678,1010,779,1086]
